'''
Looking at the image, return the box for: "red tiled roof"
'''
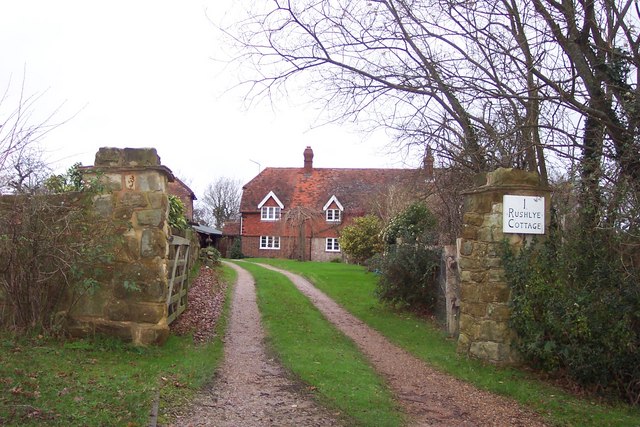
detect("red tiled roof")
[241,167,427,214]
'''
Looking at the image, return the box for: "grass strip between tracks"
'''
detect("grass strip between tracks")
[238,261,404,427]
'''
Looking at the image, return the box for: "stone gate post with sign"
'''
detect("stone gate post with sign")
[456,168,551,365]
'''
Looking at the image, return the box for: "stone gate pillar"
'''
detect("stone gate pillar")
[68,147,174,345]
[456,168,551,364]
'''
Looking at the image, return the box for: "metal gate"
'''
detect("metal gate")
[166,235,191,325]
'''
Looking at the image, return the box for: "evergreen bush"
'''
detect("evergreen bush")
[503,228,640,405]
[375,202,441,312]
[228,238,244,259]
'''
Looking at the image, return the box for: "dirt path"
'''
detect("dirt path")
[258,263,547,427]
[171,262,547,426]
[170,262,343,427]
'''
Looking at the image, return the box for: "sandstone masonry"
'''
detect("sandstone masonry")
[67,147,175,345]
[456,168,551,365]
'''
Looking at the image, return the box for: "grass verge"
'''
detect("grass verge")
[236,261,404,427]
[246,258,640,427]
[0,264,235,427]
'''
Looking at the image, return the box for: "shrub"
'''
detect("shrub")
[503,227,640,405]
[168,195,188,230]
[0,193,117,332]
[339,215,383,264]
[375,202,441,312]
[199,247,221,267]
[374,236,441,311]
[228,238,243,259]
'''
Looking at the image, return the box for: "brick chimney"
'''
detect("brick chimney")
[303,146,314,174]
[423,146,434,180]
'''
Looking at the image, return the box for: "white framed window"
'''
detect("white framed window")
[261,206,281,221]
[326,209,341,222]
[326,238,340,252]
[260,236,280,249]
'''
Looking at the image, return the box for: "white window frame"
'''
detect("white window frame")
[323,195,344,223]
[326,208,341,222]
[260,236,281,249]
[326,237,340,252]
[261,206,281,221]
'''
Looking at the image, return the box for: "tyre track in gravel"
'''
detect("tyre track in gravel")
[258,263,548,427]
[169,261,343,427]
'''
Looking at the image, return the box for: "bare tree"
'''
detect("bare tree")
[1,76,62,177]
[223,0,640,230]
[0,146,51,194]
[198,177,242,229]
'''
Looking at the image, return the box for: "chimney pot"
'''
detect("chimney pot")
[304,146,314,173]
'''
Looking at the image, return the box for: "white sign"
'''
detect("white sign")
[503,195,545,234]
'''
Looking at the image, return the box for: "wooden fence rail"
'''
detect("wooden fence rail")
[166,235,191,325]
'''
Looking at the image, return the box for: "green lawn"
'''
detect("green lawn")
[244,258,640,427]
[0,263,236,427]
[237,261,404,427]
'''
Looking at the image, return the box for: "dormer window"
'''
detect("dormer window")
[261,206,281,221]
[323,195,344,223]
[326,209,341,222]
[258,191,284,222]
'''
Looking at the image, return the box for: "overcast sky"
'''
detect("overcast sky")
[0,1,419,197]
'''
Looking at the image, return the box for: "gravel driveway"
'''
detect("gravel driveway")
[171,261,546,426]
[170,262,343,427]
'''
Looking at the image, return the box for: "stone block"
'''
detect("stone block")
[461,302,487,317]
[463,212,484,227]
[458,256,480,270]
[482,257,503,268]
[480,283,511,303]
[462,224,478,240]
[93,195,113,218]
[141,229,167,258]
[123,147,160,166]
[460,270,472,282]
[485,212,502,229]
[120,192,148,208]
[106,300,165,324]
[136,172,164,192]
[488,269,506,283]
[487,303,511,321]
[459,240,474,256]
[457,333,471,353]
[113,205,134,222]
[94,321,134,342]
[470,271,487,283]
[70,289,109,318]
[460,283,481,301]
[112,261,167,301]
[102,173,123,191]
[477,226,497,242]
[136,209,163,227]
[469,341,500,362]
[459,313,480,339]
[485,168,541,187]
[479,320,510,342]
[95,147,124,166]
[487,243,501,257]
[132,323,169,346]
[118,230,138,261]
[148,192,168,210]
[464,194,493,214]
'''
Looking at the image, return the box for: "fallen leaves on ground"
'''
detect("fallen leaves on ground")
[170,265,227,344]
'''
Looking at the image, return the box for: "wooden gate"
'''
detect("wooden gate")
[167,235,191,325]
